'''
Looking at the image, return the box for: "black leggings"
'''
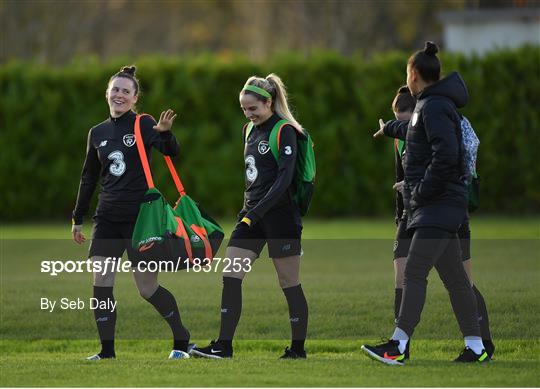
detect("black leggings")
[397,227,481,338]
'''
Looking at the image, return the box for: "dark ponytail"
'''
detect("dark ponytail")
[424,41,438,56]
[121,66,136,75]
[392,85,415,113]
[408,41,441,83]
[108,65,140,95]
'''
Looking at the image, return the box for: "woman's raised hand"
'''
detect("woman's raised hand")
[153,109,178,133]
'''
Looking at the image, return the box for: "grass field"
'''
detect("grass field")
[1,216,539,387]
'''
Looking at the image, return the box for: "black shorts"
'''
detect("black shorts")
[89,217,143,266]
[228,205,302,259]
[393,217,471,261]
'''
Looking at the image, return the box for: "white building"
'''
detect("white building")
[438,8,540,56]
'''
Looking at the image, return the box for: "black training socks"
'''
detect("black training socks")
[93,286,117,357]
[146,285,190,352]
[282,284,308,353]
[218,277,243,347]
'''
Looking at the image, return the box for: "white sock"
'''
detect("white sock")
[464,336,484,355]
[391,327,409,353]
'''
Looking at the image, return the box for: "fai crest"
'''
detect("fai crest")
[258,140,270,155]
[123,134,136,147]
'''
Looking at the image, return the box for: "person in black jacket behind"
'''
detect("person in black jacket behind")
[382,86,495,361]
[72,66,192,361]
[362,42,490,364]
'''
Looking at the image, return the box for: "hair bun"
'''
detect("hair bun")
[120,66,136,76]
[424,41,439,56]
[397,85,410,94]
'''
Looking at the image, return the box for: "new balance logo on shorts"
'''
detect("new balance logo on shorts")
[282,244,291,252]
[96,317,108,322]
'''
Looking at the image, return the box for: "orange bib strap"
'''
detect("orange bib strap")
[135,114,186,196]
[165,156,185,196]
[134,114,154,189]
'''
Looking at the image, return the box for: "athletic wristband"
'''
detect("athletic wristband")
[242,85,271,99]
[241,217,252,226]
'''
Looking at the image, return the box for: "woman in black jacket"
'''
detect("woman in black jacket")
[383,86,494,361]
[362,42,489,364]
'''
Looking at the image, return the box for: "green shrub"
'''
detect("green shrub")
[1,46,538,221]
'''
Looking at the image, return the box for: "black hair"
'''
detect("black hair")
[108,65,140,95]
[392,85,415,113]
[407,41,441,83]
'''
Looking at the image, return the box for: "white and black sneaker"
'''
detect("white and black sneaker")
[168,350,190,359]
[86,353,115,361]
[190,340,233,359]
[168,343,196,359]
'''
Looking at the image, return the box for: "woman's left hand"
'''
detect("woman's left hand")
[373,119,385,138]
[153,109,178,132]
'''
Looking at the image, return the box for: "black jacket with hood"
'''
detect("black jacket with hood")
[384,72,469,232]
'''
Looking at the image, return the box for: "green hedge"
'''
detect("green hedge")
[1,47,539,221]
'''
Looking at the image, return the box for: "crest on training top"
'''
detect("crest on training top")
[123,134,136,147]
[258,140,270,155]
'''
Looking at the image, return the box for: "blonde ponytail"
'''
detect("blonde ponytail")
[241,74,303,133]
[265,73,303,133]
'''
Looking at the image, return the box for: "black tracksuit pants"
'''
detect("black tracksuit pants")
[397,227,481,338]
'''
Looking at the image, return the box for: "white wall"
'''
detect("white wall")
[444,20,540,56]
